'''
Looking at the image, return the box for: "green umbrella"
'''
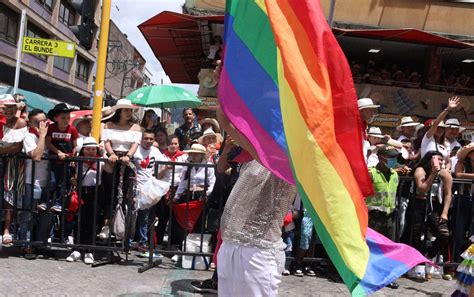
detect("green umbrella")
[126,85,202,108]
[0,86,55,112]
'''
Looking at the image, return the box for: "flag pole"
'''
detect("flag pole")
[328,0,336,28]
[91,0,112,141]
[13,10,27,94]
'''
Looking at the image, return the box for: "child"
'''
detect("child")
[452,236,474,297]
[66,137,103,264]
[46,103,78,213]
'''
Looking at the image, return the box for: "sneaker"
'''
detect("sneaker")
[49,204,62,213]
[387,282,399,289]
[66,251,81,262]
[209,262,216,271]
[137,251,162,259]
[292,267,304,277]
[304,267,316,277]
[191,279,218,294]
[137,244,148,253]
[36,203,47,212]
[282,269,290,276]
[98,226,110,240]
[171,255,181,262]
[84,253,94,265]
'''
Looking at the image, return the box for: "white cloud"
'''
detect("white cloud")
[110,0,198,94]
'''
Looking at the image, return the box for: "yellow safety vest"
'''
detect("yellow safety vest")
[366,167,399,215]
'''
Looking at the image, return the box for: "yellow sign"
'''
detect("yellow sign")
[371,113,419,128]
[22,37,76,58]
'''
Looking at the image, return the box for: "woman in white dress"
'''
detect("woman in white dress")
[98,99,142,239]
[0,95,28,245]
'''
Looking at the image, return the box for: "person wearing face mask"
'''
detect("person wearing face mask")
[365,145,401,289]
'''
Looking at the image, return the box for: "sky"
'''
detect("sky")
[110,0,198,94]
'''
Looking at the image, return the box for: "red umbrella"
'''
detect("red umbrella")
[69,110,92,125]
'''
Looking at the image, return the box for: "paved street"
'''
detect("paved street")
[0,247,456,296]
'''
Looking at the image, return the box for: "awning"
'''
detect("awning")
[139,12,472,84]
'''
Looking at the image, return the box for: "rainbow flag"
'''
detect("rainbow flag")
[218,0,427,295]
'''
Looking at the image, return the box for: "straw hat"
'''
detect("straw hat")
[185,143,207,154]
[457,143,474,160]
[0,94,22,108]
[396,116,420,131]
[444,118,466,132]
[358,98,380,110]
[101,106,116,122]
[199,118,221,133]
[110,99,138,113]
[198,128,223,144]
[367,127,384,138]
[82,137,99,148]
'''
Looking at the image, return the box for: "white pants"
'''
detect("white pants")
[217,242,284,297]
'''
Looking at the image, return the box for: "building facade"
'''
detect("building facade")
[0,0,100,106]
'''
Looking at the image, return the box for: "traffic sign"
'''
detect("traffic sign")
[22,37,76,58]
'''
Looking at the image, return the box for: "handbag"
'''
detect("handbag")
[111,165,126,239]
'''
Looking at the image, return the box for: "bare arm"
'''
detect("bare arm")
[0,142,22,155]
[414,167,438,195]
[29,122,48,161]
[455,162,474,180]
[426,96,460,139]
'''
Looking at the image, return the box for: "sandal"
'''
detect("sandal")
[2,234,13,245]
[438,219,449,237]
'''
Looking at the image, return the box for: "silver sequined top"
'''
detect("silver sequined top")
[221,160,297,250]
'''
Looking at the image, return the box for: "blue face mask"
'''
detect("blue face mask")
[386,158,398,169]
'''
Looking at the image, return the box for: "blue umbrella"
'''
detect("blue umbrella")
[0,86,55,112]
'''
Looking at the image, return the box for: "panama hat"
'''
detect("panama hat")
[367,127,384,138]
[82,137,99,148]
[396,116,420,131]
[185,143,207,154]
[47,103,78,121]
[0,94,22,108]
[199,118,221,133]
[358,98,380,110]
[110,99,138,113]
[198,128,223,144]
[444,118,466,132]
[101,106,116,122]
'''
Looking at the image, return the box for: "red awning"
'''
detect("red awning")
[139,12,472,84]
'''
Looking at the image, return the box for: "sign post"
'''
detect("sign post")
[22,37,76,58]
[13,10,27,94]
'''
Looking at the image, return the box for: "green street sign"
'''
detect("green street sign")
[22,36,76,58]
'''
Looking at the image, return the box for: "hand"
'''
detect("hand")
[38,121,48,138]
[382,135,391,144]
[223,135,236,154]
[57,151,66,160]
[430,157,441,173]
[447,96,461,111]
[108,154,118,163]
[207,144,217,154]
[121,155,130,165]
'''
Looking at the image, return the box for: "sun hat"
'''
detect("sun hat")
[0,94,23,108]
[110,99,138,113]
[396,116,420,131]
[199,118,221,133]
[198,128,223,144]
[185,143,207,154]
[47,103,78,121]
[367,127,384,138]
[358,98,380,110]
[82,137,99,148]
[444,118,466,132]
[101,106,116,122]
[456,142,474,160]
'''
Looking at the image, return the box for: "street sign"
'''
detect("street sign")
[22,37,76,58]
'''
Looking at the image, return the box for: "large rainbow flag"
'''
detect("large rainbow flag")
[218,0,427,295]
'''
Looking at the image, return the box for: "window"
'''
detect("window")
[0,4,19,43]
[75,55,90,81]
[26,23,49,60]
[36,0,53,12]
[58,1,75,26]
[54,56,72,73]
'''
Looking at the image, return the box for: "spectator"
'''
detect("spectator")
[358,98,380,162]
[45,103,78,213]
[13,93,27,119]
[153,126,168,154]
[199,118,221,133]
[420,97,460,227]
[100,99,142,239]
[66,137,103,264]
[0,95,28,246]
[140,109,159,131]
[155,135,188,246]
[133,130,161,253]
[74,116,92,154]
[198,128,223,163]
[207,35,223,67]
[444,118,464,154]
[366,126,385,167]
[174,108,202,150]
[397,116,420,142]
[292,196,316,278]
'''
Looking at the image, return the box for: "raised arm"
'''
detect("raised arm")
[426,96,460,139]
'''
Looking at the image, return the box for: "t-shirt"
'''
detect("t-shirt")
[81,160,103,186]
[23,131,49,187]
[133,145,161,188]
[157,152,188,186]
[47,123,78,155]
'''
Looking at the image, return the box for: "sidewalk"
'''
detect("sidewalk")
[0,248,456,296]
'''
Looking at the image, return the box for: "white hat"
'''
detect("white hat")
[101,106,116,122]
[0,94,22,107]
[82,137,99,148]
[367,126,384,138]
[445,118,466,132]
[185,143,207,154]
[110,99,138,113]
[198,128,223,144]
[396,116,420,131]
[358,98,380,110]
[199,118,221,133]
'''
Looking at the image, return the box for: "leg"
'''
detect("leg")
[155,198,169,246]
[439,169,453,221]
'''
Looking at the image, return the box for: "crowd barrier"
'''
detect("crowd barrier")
[0,155,472,274]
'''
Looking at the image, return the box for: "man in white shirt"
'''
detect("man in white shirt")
[444,118,464,154]
[133,130,162,251]
[396,116,419,142]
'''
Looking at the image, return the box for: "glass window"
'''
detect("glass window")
[58,1,75,26]
[0,4,19,43]
[54,56,72,73]
[36,0,53,12]
[75,55,90,81]
[26,23,49,60]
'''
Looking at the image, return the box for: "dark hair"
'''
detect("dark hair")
[143,129,155,136]
[167,134,179,145]
[155,126,168,137]
[464,154,473,174]
[416,150,443,177]
[28,109,45,119]
[140,109,157,128]
[182,108,194,116]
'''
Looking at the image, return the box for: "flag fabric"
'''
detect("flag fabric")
[218,0,427,295]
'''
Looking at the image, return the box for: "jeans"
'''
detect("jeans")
[282,230,295,257]
[17,184,42,242]
[136,209,150,245]
[52,162,73,207]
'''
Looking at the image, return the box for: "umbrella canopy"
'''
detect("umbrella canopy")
[126,85,202,108]
[0,86,55,112]
[69,110,92,125]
